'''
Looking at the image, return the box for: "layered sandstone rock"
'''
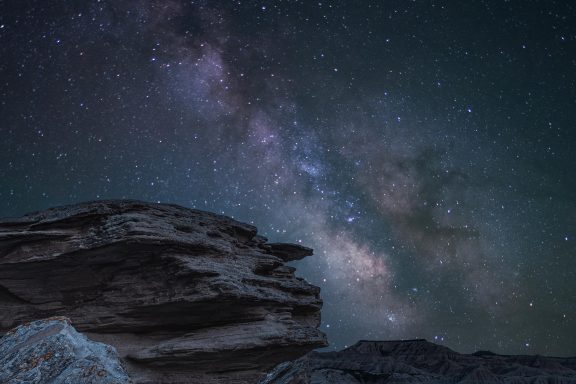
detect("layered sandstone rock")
[0,200,327,383]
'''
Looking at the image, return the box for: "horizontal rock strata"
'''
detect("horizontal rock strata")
[0,200,327,383]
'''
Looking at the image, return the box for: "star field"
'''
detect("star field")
[0,0,575,356]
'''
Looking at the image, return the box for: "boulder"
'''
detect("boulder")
[0,200,327,383]
[0,317,131,384]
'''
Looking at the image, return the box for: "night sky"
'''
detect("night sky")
[1,1,575,356]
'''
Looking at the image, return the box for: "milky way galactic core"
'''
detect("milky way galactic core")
[0,1,575,356]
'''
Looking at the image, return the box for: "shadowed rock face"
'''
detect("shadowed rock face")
[0,200,327,384]
[259,339,576,384]
[0,317,131,384]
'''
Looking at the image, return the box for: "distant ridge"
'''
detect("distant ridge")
[260,339,576,384]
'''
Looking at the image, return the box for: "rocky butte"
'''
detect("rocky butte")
[259,339,576,384]
[0,200,327,383]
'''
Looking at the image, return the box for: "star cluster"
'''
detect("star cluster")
[0,0,575,356]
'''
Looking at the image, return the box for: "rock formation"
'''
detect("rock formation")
[259,339,576,384]
[0,317,131,384]
[0,200,327,383]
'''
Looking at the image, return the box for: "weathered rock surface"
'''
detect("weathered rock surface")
[0,317,131,384]
[260,339,576,384]
[0,200,327,383]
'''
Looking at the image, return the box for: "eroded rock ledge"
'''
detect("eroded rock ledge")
[0,200,327,383]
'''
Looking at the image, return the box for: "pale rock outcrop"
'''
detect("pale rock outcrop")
[0,317,131,384]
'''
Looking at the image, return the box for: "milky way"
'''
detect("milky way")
[1,1,575,356]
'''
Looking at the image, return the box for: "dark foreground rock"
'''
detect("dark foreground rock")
[0,317,131,384]
[0,200,327,383]
[260,339,576,384]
